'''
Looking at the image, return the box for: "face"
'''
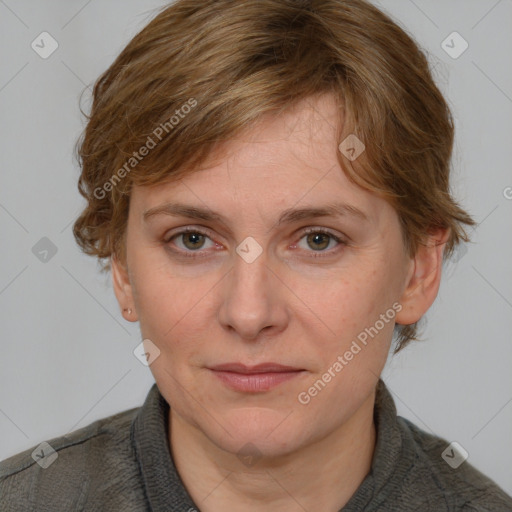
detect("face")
[113,93,437,460]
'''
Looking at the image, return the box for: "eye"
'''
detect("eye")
[165,227,217,256]
[295,228,345,255]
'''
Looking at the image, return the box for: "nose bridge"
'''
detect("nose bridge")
[231,240,270,310]
[218,237,284,338]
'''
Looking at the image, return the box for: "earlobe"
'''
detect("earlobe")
[395,228,450,326]
[111,255,138,322]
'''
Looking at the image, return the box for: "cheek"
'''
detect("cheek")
[299,267,381,328]
[130,259,219,358]
[295,260,400,360]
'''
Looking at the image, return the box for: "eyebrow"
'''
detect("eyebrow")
[142,201,368,225]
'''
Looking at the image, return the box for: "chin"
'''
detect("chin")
[203,407,311,459]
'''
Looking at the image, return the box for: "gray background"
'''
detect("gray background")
[1,0,511,496]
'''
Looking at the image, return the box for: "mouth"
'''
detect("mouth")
[207,362,306,393]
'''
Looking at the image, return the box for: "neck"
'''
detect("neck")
[169,390,377,512]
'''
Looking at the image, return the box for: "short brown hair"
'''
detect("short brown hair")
[73,0,475,352]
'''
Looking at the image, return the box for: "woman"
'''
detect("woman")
[1,0,511,510]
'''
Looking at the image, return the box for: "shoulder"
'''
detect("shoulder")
[397,415,512,511]
[0,406,146,511]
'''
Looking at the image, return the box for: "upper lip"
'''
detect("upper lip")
[209,363,303,374]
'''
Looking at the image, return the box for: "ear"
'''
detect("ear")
[111,254,138,322]
[395,228,450,326]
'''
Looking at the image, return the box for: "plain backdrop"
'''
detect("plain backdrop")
[1,0,511,496]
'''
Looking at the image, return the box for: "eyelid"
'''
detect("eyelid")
[164,225,215,242]
[164,224,346,240]
[299,226,346,241]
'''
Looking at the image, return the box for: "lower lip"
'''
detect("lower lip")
[210,370,303,392]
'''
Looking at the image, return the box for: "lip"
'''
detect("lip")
[209,362,302,373]
[208,362,305,392]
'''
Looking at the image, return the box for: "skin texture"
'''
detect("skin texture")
[112,93,448,511]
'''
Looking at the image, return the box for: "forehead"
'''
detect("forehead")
[129,94,393,226]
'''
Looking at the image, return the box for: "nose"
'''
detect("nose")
[217,243,289,341]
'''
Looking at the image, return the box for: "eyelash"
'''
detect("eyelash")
[164,226,346,259]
